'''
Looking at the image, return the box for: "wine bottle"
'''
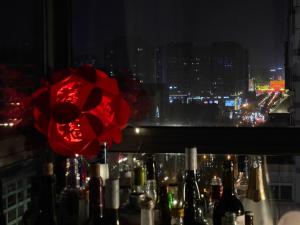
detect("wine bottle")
[171,208,184,225]
[22,176,39,225]
[242,156,274,225]
[86,163,105,225]
[22,162,57,225]
[245,211,253,225]
[183,147,208,225]
[133,159,146,194]
[38,162,57,225]
[158,184,172,225]
[235,156,248,200]
[104,178,120,225]
[213,160,244,225]
[207,176,222,225]
[57,157,88,225]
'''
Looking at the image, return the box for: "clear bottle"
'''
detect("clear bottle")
[242,156,274,225]
[171,208,184,225]
[104,178,121,225]
[183,147,208,225]
[235,156,248,200]
[213,160,244,225]
[57,157,88,225]
[141,197,155,225]
[145,154,158,203]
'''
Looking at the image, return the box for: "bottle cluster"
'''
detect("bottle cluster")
[18,148,275,225]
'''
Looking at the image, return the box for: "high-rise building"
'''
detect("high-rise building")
[286,0,300,126]
[104,36,155,83]
[210,42,249,96]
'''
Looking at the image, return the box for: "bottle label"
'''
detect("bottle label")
[236,215,245,225]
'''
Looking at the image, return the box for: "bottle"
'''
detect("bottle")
[213,160,244,225]
[207,176,222,225]
[141,197,155,225]
[38,162,57,225]
[145,154,158,203]
[235,156,248,200]
[245,211,254,225]
[158,184,172,225]
[86,163,104,225]
[22,162,57,225]
[0,179,6,225]
[57,157,88,225]
[183,147,208,225]
[133,159,146,193]
[22,176,40,225]
[171,208,184,225]
[242,156,274,225]
[104,178,120,225]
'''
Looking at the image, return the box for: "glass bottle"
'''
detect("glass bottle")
[145,154,158,203]
[171,208,184,225]
[242,156,274,225]
[38,162,57,225]
[183,147,208,225]
[235,156,248,200]
[207,176,222,225]
[133,159,146,194]
[86,163,104,225]
[103,178,121,225]
[57,157,87,225]
[22,162,57,225]
[158,184,172,225]
[141,197,155,225]
[245,211,254,225]
[213,160,244,225]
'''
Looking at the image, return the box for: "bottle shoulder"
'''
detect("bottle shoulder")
[215,194,244,214]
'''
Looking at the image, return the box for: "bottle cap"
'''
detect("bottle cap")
[185,147,197,171]
[105,178,120,209]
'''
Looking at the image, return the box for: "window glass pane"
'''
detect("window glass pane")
[7,194,16,207]
[7,208,16,222]
[71,0,290,127]
[281,186,293,200]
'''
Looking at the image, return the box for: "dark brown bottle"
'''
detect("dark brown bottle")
[184,147,208,225]
[86,163,105,225]
[158,184,171,225]
[22,162,57,225]
[213,160,244,225]
[245,211,254,225]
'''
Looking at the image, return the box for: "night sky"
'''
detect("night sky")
[73,0,288,69]
[0,0,288,69]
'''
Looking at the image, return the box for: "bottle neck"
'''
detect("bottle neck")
[89,176,104,219]
[65,158,80,190]
[222,167,234,196]
[39,175,56,218]
[246,164,266,201]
